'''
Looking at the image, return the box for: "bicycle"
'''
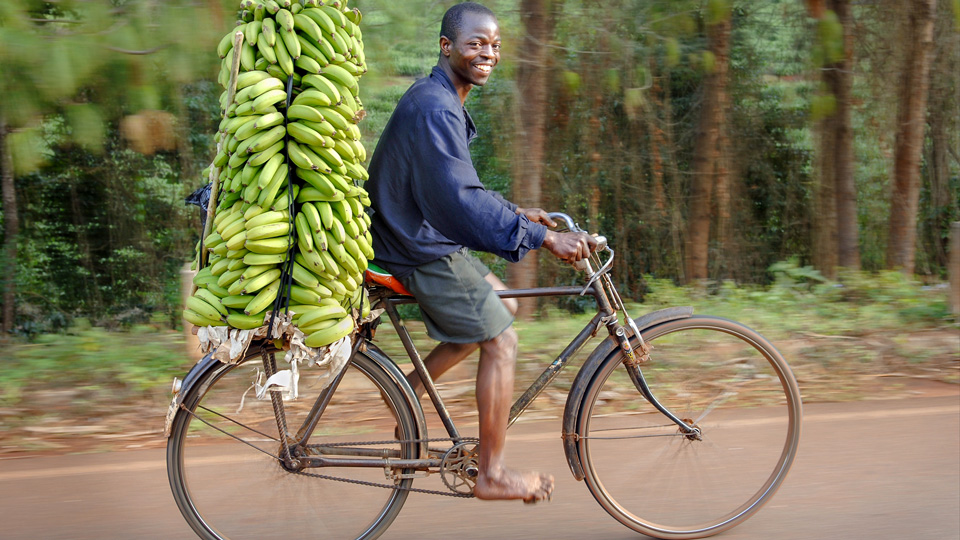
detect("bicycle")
[166,212,802,540]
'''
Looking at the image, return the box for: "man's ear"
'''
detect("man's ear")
[439,35,452,57]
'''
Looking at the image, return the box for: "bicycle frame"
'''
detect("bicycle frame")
[249,213,700,474]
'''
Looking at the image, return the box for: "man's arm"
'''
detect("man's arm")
[410,110,546,261]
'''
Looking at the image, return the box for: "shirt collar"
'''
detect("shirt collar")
[430,65,478,143]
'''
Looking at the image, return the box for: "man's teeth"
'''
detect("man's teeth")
[476,65,491,73]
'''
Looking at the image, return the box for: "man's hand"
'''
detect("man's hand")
[516,207,557,228]
[541,230,598,264]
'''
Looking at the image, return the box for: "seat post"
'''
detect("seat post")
[383,299,462,440]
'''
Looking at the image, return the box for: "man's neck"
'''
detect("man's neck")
[437,59,472,105]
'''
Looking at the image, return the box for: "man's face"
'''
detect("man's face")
[441,12,501,89]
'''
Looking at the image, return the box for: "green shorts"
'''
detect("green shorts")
[399,250,513,344]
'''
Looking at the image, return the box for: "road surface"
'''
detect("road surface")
[1,394,958,539]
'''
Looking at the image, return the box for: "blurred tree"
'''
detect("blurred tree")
[887,0,937,274]
[810,1,856,279]
[685,0,732,282]
[0,0,229,334]
[508,0,556,318]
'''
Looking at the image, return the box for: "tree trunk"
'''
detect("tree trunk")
[886,0,937,274]
[830,0,860,270]
[1,118,18,335]
[685,16,731,282]
[508,0,553,319]
[814,110,839,279]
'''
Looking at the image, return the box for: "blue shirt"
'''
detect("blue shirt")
[366,66,547,279]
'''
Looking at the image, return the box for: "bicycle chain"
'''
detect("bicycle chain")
[292,436,480,498]
[181,405,478,497]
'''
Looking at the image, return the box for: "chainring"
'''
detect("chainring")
[439,441,480,495]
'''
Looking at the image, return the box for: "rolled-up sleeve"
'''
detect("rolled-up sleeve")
[410,110,545,262]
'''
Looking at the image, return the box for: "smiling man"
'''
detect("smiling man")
[366,2,595,503]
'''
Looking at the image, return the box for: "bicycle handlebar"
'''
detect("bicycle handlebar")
[546,212,615,293]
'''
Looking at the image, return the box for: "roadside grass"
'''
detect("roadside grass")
[1,271,956,452]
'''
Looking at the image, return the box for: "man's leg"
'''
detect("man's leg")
[406,273,516,396]
[472,325,554,501]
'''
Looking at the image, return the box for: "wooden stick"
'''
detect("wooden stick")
[192,30,245,296]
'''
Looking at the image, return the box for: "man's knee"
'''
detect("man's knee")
[481,325,517,357]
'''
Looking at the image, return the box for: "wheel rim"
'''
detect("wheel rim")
[580,317,801,539]
[168,353,414,540]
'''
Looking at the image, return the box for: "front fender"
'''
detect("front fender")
[560,306,694,481]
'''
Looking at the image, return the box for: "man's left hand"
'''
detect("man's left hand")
[516,207,557,227]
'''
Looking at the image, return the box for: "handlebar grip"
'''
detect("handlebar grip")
[593,234,608,252]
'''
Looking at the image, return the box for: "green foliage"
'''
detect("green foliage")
[2,322,192,406]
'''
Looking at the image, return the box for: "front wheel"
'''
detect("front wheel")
[167,347,418,540]
[578,316,802,539]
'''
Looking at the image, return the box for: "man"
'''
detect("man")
[366,2,596,503]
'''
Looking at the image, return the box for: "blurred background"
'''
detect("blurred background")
[0,0,957,453]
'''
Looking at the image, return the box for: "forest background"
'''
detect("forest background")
[0,0,957,443]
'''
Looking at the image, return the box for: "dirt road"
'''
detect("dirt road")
[1,394,957,540]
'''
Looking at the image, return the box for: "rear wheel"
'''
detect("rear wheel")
[168,347,417,540]
[578,316,802,539]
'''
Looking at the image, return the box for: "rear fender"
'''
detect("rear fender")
[164,342,427,453]
[164,350,232,437]
[360,342,429,457]
[560,306,694,481]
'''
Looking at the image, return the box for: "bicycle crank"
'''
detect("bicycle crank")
[439,441,480,496]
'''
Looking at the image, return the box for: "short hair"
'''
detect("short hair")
[439,2,496,43]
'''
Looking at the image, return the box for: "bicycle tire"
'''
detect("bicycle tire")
[168,348,418,540]
[578,316,802,539]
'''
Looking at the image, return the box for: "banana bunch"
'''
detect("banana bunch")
[183,0,371,350]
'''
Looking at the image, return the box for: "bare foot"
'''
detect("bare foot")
[474,466,555,503]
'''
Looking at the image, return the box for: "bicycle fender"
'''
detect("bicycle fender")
[164,350,224,437]
[560,306,694,481]
[361,342,429,455]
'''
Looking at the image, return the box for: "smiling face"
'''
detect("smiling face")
[439,11,501,102]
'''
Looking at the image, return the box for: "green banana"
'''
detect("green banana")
[241,267,283,295]
[301,201,324,232]
[183,308,224,328]
[297,303,347,328]
[222,295,255,309]
[247,221,292,241]
[304,315,354,348]
[261,16,277,46]
[292,88,333,108]
[248,139,285,167]
[245,209,288,230]
[302,74,342,105]
[298,34,331,66]
[243,251,288,266]
[273,29,296,75]
[295,213,315,251]
[315,201,335,229]
[287,104,325,123]
[228,311,266,329]
[246,237,292,255]
[287,121,328,146]
[302,7,336,35]
[257,33,278,64]
[195,289,229,317]
[244,277,282,315]
[253,90,288,113]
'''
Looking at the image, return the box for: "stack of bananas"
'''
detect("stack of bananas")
[183,0,371,349]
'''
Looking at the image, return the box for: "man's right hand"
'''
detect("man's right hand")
[542,230,598,264]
